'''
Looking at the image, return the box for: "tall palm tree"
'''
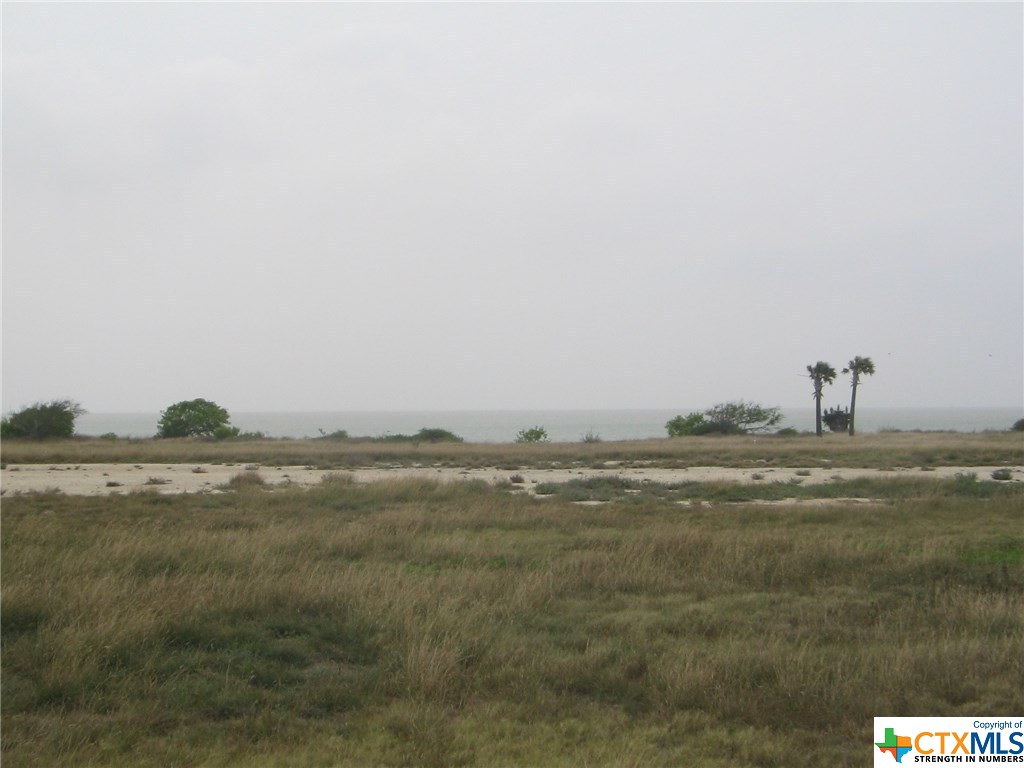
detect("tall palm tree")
[807,361,837,437]
[842,356,875,436]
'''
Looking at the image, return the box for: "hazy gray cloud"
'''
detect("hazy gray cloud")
[3,2,1021,412]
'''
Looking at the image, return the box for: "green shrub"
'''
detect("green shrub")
[667,402,782,436]
[371,428,463,443]
[666,413,708,437]
[703,401,782,434]
[1,400,85,439]
[991,468,1013,481]
[412,427,463,443]
[515,426,549,443]
[157,399,233,438]
[1012,419,1024,432]
[213,425,241,440]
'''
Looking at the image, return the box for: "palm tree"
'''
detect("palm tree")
[842,356,875,436]
[807,361,837,437]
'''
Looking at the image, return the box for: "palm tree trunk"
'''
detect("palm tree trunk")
[848,375,859,436]
[814,386,823,437]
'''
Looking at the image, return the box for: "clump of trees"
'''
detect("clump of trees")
[667,401,782,436]
[157,399,236,439]
[1,400,85,438]
[807,356,876,436]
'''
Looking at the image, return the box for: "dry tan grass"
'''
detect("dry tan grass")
[2,430,1021,469]
[2,475,1021,766]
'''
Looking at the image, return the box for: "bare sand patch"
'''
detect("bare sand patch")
[1,463,1020,497]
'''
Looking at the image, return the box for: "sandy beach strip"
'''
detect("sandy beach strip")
[1,462,1021,497]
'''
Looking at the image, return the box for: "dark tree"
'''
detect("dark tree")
[1,400,85,438]
[822,406,851,433]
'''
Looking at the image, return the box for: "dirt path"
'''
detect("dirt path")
[1,463,1020,497]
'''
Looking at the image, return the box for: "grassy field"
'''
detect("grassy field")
[2,430,1022,469]
[2,467,1022,766]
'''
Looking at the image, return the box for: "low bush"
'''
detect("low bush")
[373,428,463,444]
[668,402,782,436]
[317,429,349,441]
[822,406,850,433]
[515,426,549,443]
[411,428,463,443]
[224,471,267,490]
[666,413,708,437]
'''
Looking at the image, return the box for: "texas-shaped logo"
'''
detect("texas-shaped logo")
[876,727,913,762]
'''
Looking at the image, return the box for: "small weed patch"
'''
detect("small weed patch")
[223,471,267,490]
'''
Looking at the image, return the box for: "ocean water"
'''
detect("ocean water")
[74,407,1022,442]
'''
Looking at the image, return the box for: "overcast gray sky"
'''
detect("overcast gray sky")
[3,2,1021,413]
